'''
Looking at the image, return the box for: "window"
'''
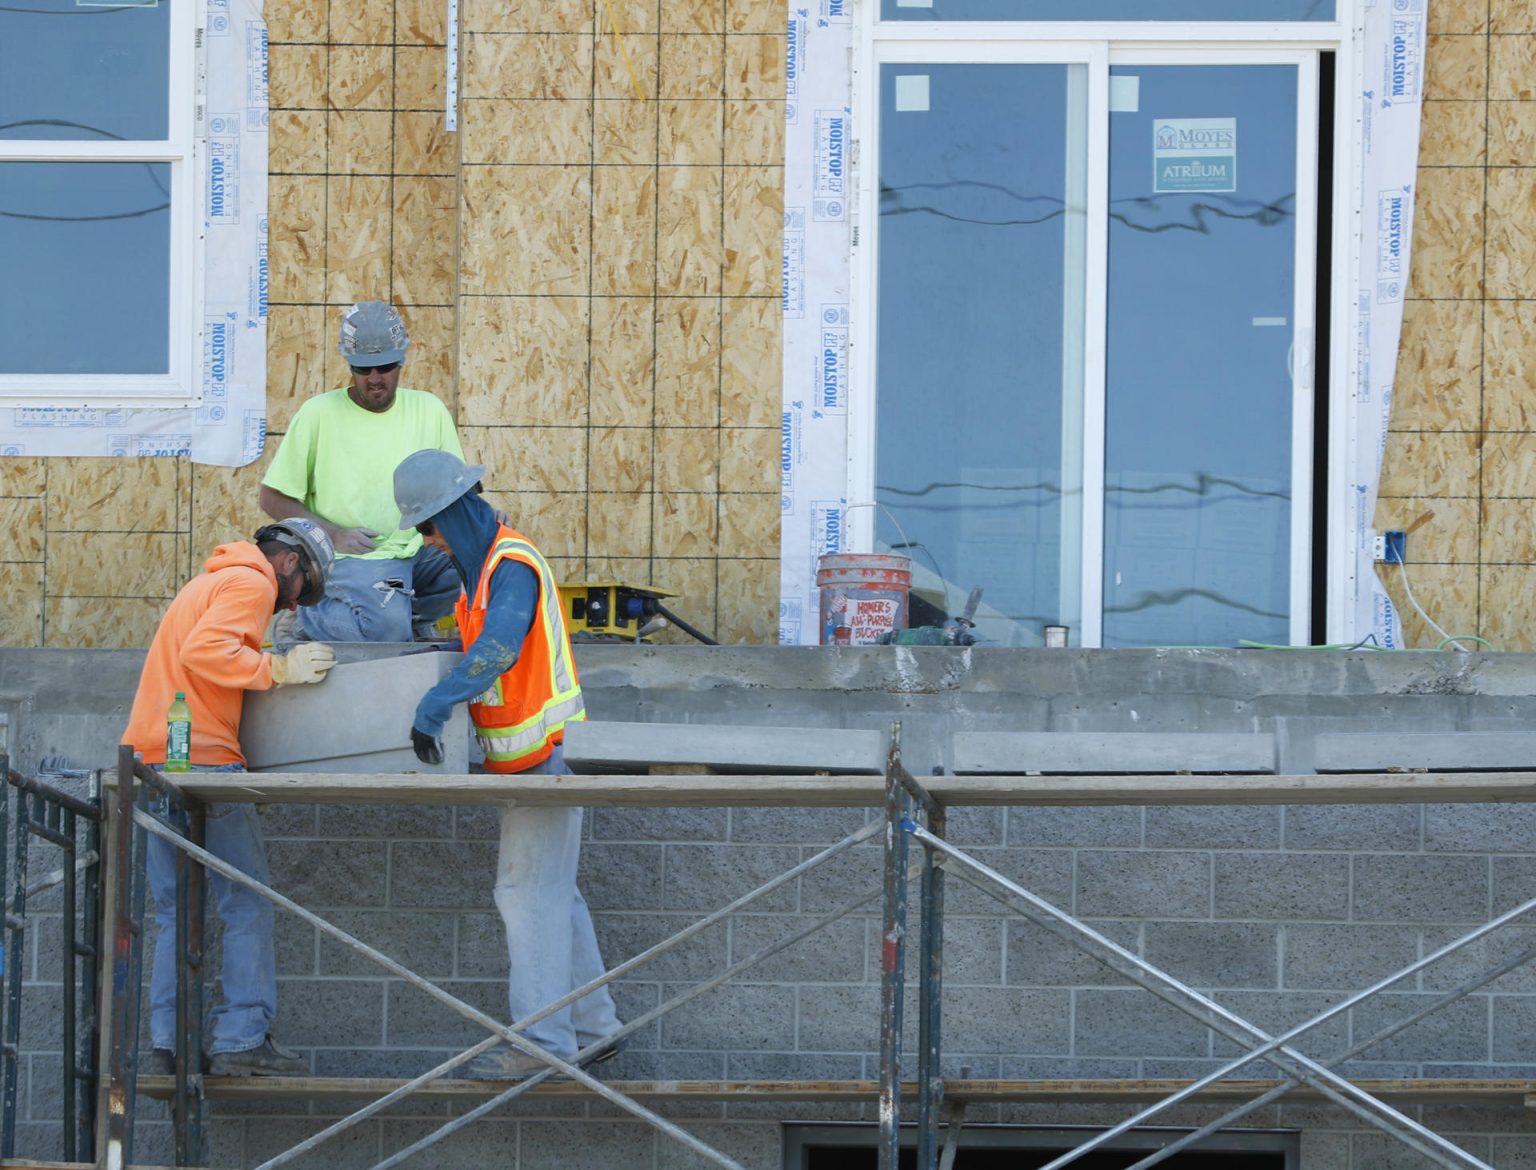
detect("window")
[0,0,202,406]
[851,18,1344,647]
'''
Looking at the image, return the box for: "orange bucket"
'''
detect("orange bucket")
[816,553,911,645]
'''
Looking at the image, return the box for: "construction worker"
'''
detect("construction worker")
[258,300,466,644]
[393,449,623,1079]
[124,519,339,1077]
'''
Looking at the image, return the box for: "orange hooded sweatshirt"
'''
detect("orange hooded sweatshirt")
[124,542,280,767]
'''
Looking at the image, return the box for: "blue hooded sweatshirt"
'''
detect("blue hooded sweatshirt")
[412,491,540,739]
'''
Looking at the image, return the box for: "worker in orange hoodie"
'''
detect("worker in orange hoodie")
[124,519,338,1077]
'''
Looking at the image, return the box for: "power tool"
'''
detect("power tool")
[878,586,983,646]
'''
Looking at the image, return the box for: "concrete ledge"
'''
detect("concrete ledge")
[1315,732,1536,773]
[952,732,1277,775]
[563,720,885,774]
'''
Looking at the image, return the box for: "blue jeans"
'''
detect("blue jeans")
[297,544,460,642]
[147,765,275,1056]
[497,744,622,1058]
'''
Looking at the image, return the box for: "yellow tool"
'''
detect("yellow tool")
[558,582,678,640]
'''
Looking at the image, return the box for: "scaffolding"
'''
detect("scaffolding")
[8,726,1536,1168]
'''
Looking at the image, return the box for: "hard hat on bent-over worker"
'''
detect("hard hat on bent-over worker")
[394,449,487,530]
[338,300,411,367]
[252,517,336,605]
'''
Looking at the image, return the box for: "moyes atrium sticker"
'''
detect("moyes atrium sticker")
[1153,118,1237,193]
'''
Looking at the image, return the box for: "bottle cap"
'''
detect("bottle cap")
[175,691,186,699]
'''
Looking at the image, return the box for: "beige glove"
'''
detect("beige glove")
[270,642,337,686]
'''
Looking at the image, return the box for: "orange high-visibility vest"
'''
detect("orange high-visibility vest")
[453,526,585,773]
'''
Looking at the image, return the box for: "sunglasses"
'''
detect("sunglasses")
[350,361,401,375]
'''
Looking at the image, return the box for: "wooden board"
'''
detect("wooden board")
[131,771,1536,808]
[130,1075,1536,1106]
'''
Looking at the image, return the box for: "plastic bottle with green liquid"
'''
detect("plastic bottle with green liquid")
[165,691,191,773]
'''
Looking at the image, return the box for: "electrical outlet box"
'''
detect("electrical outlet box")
[1373,530,1407,564]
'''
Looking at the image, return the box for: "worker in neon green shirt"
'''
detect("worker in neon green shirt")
[259,301,467,642]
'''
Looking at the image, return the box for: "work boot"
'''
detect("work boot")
[577,1038,625,1069]
[207,1036,306,1077]
[463,1043,556,1081]
[141,1048,176,1078]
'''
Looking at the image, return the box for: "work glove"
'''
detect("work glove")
[411,726,444,765]
[270,642,337,686]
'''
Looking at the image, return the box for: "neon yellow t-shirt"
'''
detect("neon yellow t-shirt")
[261,388,466,560]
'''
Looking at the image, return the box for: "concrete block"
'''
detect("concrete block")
[1143,921,1279,989]
[794,983,892,1053]
[241,653,471,773]
[1145,805,1281,849]
[1208,990,1349,1058]
[1493,997,1536,1062]
[1350,992,1490,1064]
[1351,854,1489,923]
[267,839,389,908]
[728,805,872,844]
[1282,924,1420,990]
[998,1054,1140,1079]
[1352,1132,1491,1169]
[1283,803,1422,851]
[726,1051,863,1080]
[591,806,730,841]
[388,840,495,908]
[379,1119,523,1170]
[274,977,384,1047]
[654,1121,785,1170]
[1073,988,1209,1058]
[1075,850,1212,919]
[520,1121,659,1170]
[316,804,455,839]
[1006,918,1140,988]
[952,731,1276,775]
[1213,852,1350,921]
[1425,802,1536,852]
[383,978,506,1046]
[657,982,795,1050]
[592,912,728,982]
[318,910,458,978]
[1315,731,1536,772]
[562,719,886,773]
[243,1116,382,1170]
[579,842,666,911]
[928,846,1075,916]
[661,844,801,913]
[1421,923,1536,995]
[945,985,1072,1054]
[732,912,868,983]
[1007,805,1143,848]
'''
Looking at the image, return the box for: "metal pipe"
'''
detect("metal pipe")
[918,826,1495,1170]
[1,776,32,1156]
[1120,936,1536,1170]
[915,804,946,1170]
[61,808,76,1159]
[134,811,750,1170]
[105,745,139,1170]
[879,722,910,1170]
[6,770,102,822]
[0,753,10,1159]
[78,773,101,1163]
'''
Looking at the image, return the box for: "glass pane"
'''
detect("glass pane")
[0,162,171,375]
[1102,64,1298,647]
[876,64,1085,647]
[0,0,170,141]
[882,0,1333,20]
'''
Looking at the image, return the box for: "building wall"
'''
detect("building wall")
[2,6,1533,653]
[1375,0,1536,650]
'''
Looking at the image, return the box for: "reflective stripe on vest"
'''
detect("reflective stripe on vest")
[458,531,584,772]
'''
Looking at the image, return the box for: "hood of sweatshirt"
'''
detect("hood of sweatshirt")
[204,541,280,590]
[431,492,502,598]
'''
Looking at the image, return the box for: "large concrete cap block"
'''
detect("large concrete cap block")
[241,652,470,773]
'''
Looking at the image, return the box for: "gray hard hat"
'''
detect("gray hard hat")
[395,449,487,530]
[339,300,410,368]
[253,518,336,606]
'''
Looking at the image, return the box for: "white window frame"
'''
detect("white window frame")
[0,0,205,408]
[848,12,1363,647]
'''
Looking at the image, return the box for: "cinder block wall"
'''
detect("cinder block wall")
[1375,0,1536,649]
[0,0,783,651]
